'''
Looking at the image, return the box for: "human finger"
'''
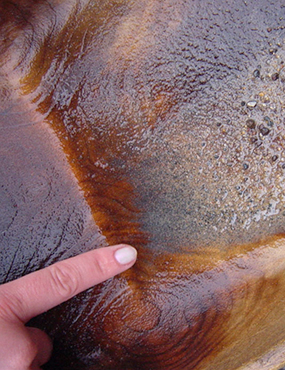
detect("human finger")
[27,327,53,369]
[0,244,137,323]
[0,322,50,370]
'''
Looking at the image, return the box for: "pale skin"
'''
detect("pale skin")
[0,244,137,370]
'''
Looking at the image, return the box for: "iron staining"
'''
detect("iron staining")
[9,2,285,370]
[19,0,285,255]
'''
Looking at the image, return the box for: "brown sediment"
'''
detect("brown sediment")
[37,233,285,370]
[2,0,285,369]
[18,0,285,253]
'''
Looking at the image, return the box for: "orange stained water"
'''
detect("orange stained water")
[19,0,285,254]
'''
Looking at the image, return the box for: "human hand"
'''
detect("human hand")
[0,244,137,370]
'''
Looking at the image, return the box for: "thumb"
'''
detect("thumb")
[27,327,53,369]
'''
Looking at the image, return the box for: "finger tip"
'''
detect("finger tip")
[114,245,137,265]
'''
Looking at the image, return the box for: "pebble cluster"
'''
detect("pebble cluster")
[134,33,285,251]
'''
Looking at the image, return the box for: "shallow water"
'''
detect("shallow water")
[20,0,285,253]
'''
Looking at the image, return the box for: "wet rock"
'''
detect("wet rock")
[247,100,257,109]
[259,124,270,136]
[271,72,279,81]
[253,69,260,78]
[246,119,256,129]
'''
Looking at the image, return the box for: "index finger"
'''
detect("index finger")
[0,244,137,323]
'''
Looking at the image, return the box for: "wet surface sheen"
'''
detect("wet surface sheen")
[19,0,285,252]
[1,0,285,369]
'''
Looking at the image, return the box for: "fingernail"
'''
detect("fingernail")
[115,246,137,265]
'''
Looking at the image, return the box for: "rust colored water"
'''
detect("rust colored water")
[1,1,285,369]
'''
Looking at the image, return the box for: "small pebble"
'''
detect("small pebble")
[253,69,260,78]
[269,47,278,54]
[243,163,249,170]
[250,137,258,143]
[271,73,279,81]
[282,163,285,169]
[246,119,256,129]
[247,100,257,109]
[263,116,274,126]
[241,101,246,106]
[259,124,270,136]
[272,155,278,162]
[270,103,276,111]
